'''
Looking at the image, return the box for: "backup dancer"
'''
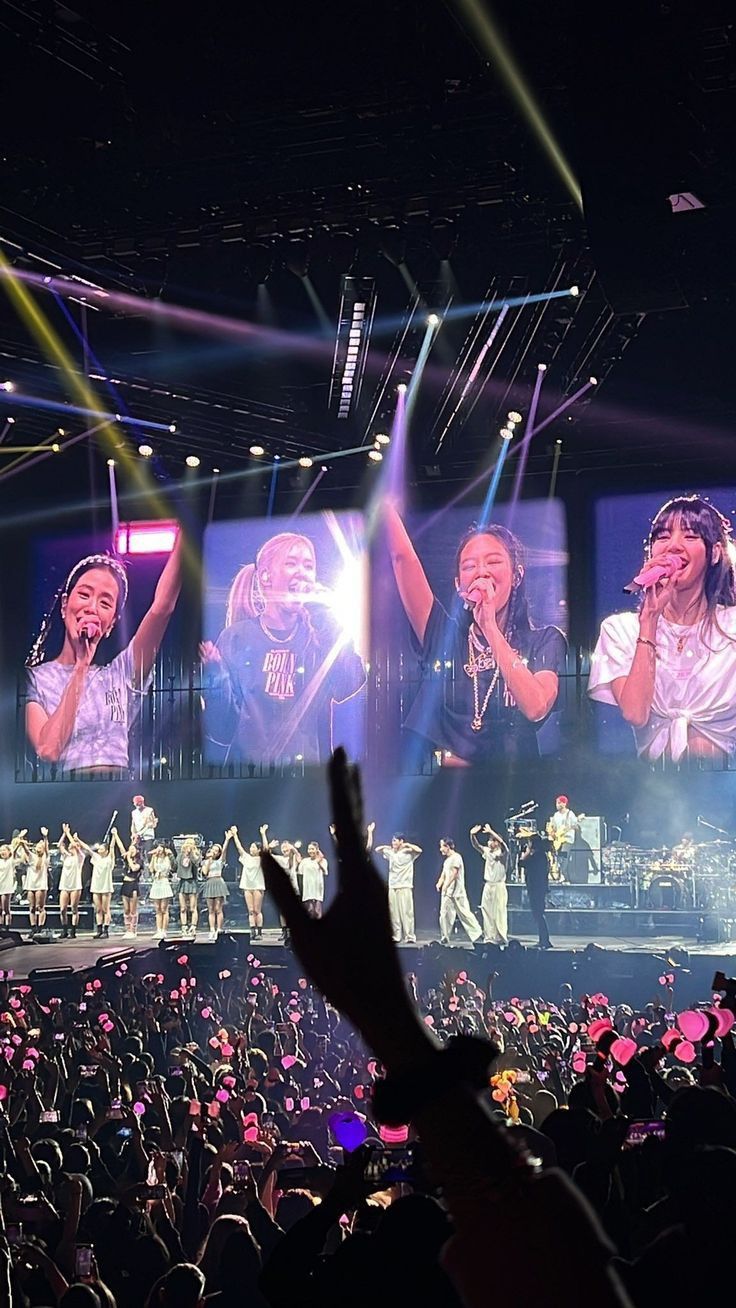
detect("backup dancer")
[177,837,201,939]
[470,823,509,946]
[295,841,328,919]
[375,834,422,945]
[436,838,481,946]
[78,830,118,938]
[149,842,175,939]
[121,838,144,939]
[0,831,27,934]
[227,827,265,939]
[58,824,85,939]
[26,829,50,937]
[202,840,229,941]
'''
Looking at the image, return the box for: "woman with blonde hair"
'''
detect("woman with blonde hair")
[201,530,365,765]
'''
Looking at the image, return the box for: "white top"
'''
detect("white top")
[548,810,578,846]
[90,851,115,893]
[60,848,85,890]
[149,853,173,877]
[26,640,149,771]
[381,848,418,889]
[276,852,299,891]
[300,855,327,901]
[440,852,465,896]
[131,806,157,839]
[589,607,736,761]
[0,857,15,893]
[239,852,265,891]
[482,848,507,885]
[26,854,49,891]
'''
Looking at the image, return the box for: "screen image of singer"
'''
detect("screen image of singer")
[591,489,736,766]
[19,529,183,781]
[371,498,569,771]
[201,511,368,769]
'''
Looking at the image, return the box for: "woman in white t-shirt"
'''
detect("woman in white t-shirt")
[149,844,175,939]
[58,824,86,938]
[590,496,736,763]
[79,829,119,939]
[295,841,328,919]
[0,832,27,935]
[226,826,265,939]
[25,829,50,936]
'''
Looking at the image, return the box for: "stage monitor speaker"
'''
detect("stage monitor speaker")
[567,817,604,884]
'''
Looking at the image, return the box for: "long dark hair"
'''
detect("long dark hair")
[648,495,736,639]
[454,524,533,645]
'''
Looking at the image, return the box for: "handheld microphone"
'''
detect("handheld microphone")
[623,553,683,594]
[79,619,102,641]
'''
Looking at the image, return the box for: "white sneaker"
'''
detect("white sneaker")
[123,931,134,939]
[208,930,217,942]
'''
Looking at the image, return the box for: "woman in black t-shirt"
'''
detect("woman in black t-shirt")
[200,532,366,766]
[384,504,566,764]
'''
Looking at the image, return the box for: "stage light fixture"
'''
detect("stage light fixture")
[298,456,313,468]
[555,438,562,446]
[168,423,177,433]
[57,428,66,436]
[569,285,580,297]
[499,427,514,441]
[507,410,522,424]
[51,442,60,453]
[368,448,383,462]
[537,363,547,372]
[589,375,598,385]
[6,417,14,424]
[374,432,390,446]
[185,454,200,468]
[249,444,265,456]
[138,444,153,458]
[107,458,115,467]
[397,382,407,394]
[1,381,15,392]
[213,467,220,473]
[427,313,440,326]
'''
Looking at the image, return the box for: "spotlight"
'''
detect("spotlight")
[427,313,440,326]
[138,444,153,458]
[569,285,580,297]
[537,363,547,372]
[499,427,514,441]
[57,428,66,437]
[107,458,116,467]
[555,438,562,446]
[589,375,598,385]
[249,444,265,457]
[7,417,14,424]
[397,383,407,394]
[1,381,14,392]
[213,467,220,474]
[185,455,200,468]
[168,423,177,433]
[507,410,522,425]
[368,449,383,462]
[298,456,313,468]
[374,432,390,446]
[51,442,60,453]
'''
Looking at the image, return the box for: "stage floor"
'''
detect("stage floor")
[2,925,736,981]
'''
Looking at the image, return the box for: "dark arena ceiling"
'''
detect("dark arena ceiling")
[0,0,735,512]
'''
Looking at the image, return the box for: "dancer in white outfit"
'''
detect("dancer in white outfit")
[228,827,265,938]
[470,824,509,945]
[25,830,50,937]
[437,838,481,946]
[0,832,27,935]
[375,835,422,944]
[149,843,174,939]
[79,829,119,938]
[295,842,328,919]
[202,840,229,941]
[260,825,300,944]
[58,824,86,939]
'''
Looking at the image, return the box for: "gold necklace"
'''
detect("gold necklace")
[464,627,501,732]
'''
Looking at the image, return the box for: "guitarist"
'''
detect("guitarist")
[546,796,580,880]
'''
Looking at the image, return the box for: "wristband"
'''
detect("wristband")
[372,1034,498,1125]
[636,636,656,651]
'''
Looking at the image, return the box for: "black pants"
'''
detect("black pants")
[526,877,550,947]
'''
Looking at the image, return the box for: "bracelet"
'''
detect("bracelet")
[511,656,528,671]
[636,636,657,652]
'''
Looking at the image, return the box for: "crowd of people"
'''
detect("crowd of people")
[0,750,735,1308]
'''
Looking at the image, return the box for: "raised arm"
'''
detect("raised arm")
[130,528,184,687]
[228,826,246,856]
[470,825,484,854]
[365,820,375,852]
[111,829,127,858]
[484,823,508,853]
[383,501,434,644]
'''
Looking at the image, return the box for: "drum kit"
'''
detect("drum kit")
[602,839,736,910]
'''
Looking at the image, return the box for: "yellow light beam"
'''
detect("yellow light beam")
[451,0,583,212]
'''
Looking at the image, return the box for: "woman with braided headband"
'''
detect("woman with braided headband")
[25,530,183,775]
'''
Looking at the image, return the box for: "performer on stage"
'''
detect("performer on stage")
[375,835,422,945]
[546,796,580,879]
[590,494,736,762]
[202,841,229,941]
[470,824,509,946]
[25,533,182,776]
[260,825,300,944]
[58,824,85,939]
[295,841,329,919]
[200,531,366,765]
[382,503,566,764]
[436,838,482,946]
[672,831,696,862]
[121,838,144,938]
[227,827,265,939]
[25,830,50,937]
[88,832,117,939]
[149,843,175,939]
[176,838,202,939]
[131,795,158,863]
[0,832,27,935]
[519,827,552,949]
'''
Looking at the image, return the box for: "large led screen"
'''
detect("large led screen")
[202,511,368,768]
[591,489,736,765]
